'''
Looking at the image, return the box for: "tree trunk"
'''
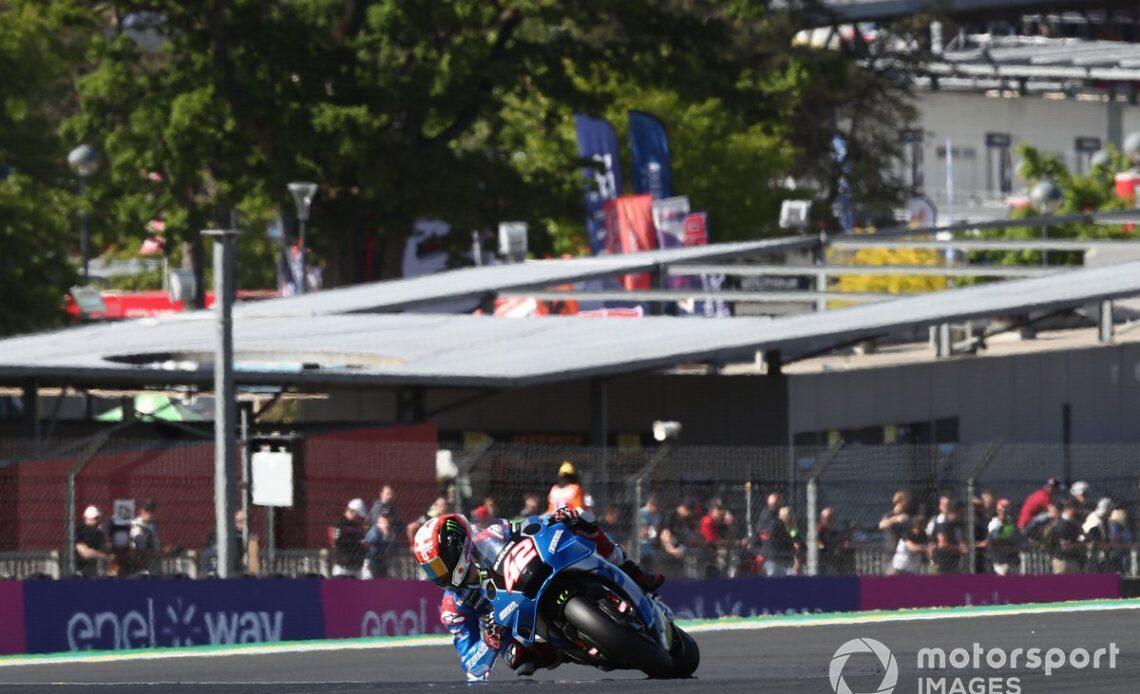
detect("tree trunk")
[379,227,409,280]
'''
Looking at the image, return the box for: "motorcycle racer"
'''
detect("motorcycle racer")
[412,507,664,681]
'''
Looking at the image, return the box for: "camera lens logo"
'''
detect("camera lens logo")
[830,638,899,694]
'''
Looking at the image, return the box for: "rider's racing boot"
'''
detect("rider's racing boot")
[621,560,665,593]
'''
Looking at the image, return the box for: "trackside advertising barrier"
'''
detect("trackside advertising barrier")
[321,578,447,639]
[0,581,26,655]
[2,574,1123,656]
[659,576,859,619]
[859,574,1122,611]
[21,579,324,653]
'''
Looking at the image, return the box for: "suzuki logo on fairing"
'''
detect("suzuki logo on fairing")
[498,602,520,621]
[548,529,564,553]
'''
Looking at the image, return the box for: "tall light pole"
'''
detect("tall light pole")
[68,145,100,284]
[203,228,240,578]
[287,181,318,294]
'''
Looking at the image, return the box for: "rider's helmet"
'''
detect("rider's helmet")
[413,513,475,588]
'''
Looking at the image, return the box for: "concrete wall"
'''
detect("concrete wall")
[789,341,1140,444]
[914,91,1140,197]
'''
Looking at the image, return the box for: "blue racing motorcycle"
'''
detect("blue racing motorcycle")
[472,516,700,678]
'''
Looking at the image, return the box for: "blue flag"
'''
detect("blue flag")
[574,115,622,255]
[629,111,673,200]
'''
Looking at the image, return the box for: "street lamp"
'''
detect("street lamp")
[68,144,100,284]
[287,181,318,294]
[1030,180,1062,267]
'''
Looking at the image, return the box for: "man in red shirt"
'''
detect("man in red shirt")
[1018,478,1059,530]
[699,499,733,544]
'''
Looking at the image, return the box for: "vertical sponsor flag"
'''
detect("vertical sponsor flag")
[574,115,622,255]
[629,111,674,200]
[603,194,657,290]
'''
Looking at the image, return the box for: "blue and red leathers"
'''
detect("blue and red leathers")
[439,508,630,680]
[439,585,506,681]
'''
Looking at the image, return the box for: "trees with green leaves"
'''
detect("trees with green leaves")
[5,1,920,334]
[0,1,90,336]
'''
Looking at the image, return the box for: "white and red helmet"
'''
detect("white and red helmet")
[413,514,475,588]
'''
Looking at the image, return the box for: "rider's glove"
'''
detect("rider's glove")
[551,507,599,536]
[481,613,503,651]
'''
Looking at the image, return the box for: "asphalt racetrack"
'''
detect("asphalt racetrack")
[2,603,1138,693]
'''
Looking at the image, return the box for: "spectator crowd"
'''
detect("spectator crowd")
[69,462,1137,581]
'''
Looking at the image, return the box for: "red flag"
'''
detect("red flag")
[602,194,657,289]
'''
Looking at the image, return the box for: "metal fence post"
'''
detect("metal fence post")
[805,444,844,577]
[745,480,754,542]
[965,441,1003,574]
[628,442,673,564]
[633,476,644,564]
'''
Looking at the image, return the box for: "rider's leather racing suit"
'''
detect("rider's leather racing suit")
[439,508,646,681]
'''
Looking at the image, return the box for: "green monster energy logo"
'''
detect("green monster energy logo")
[444,519,465,535]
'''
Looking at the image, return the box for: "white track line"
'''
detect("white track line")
[1,600,1137,669]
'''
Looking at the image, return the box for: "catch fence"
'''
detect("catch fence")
[2,435,1138,581]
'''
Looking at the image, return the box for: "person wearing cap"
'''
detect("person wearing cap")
[1069,481,1093,520]
[1018,477,1060,532]
[986,499,1022,575]
[330,498,369,577]
[1082,498,1114,570]
[75,505,111,578]
[547,461,587,513]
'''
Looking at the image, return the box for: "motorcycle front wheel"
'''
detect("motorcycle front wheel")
[563,596,676,678]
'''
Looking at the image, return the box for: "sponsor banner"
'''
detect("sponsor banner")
[651,196,690,250]
[574,114,622,255]
[682,212,707,247]
[629,111,673,200]
[602,194,658,290]
[0,581,26,655]
[22,579,324,654]
[859,573,1121,611]
[659,576,860,619]
[320,578,447,639]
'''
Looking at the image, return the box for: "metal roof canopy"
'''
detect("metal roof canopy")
[806,0,1122,24]
[931,34,1140,82]
[4,260,1140,390]
[238,237,815,318]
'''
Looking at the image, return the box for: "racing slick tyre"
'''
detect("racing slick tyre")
[669,624,700,678]
[563,596,675,678]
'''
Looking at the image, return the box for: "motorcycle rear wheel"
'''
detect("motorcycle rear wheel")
[563,596,675,678]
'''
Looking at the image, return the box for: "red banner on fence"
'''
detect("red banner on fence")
[0,581,26,654]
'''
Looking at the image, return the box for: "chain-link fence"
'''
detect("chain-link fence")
[3,434,1139,582]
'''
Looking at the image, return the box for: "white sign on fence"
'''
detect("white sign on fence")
[251,451,294,507]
